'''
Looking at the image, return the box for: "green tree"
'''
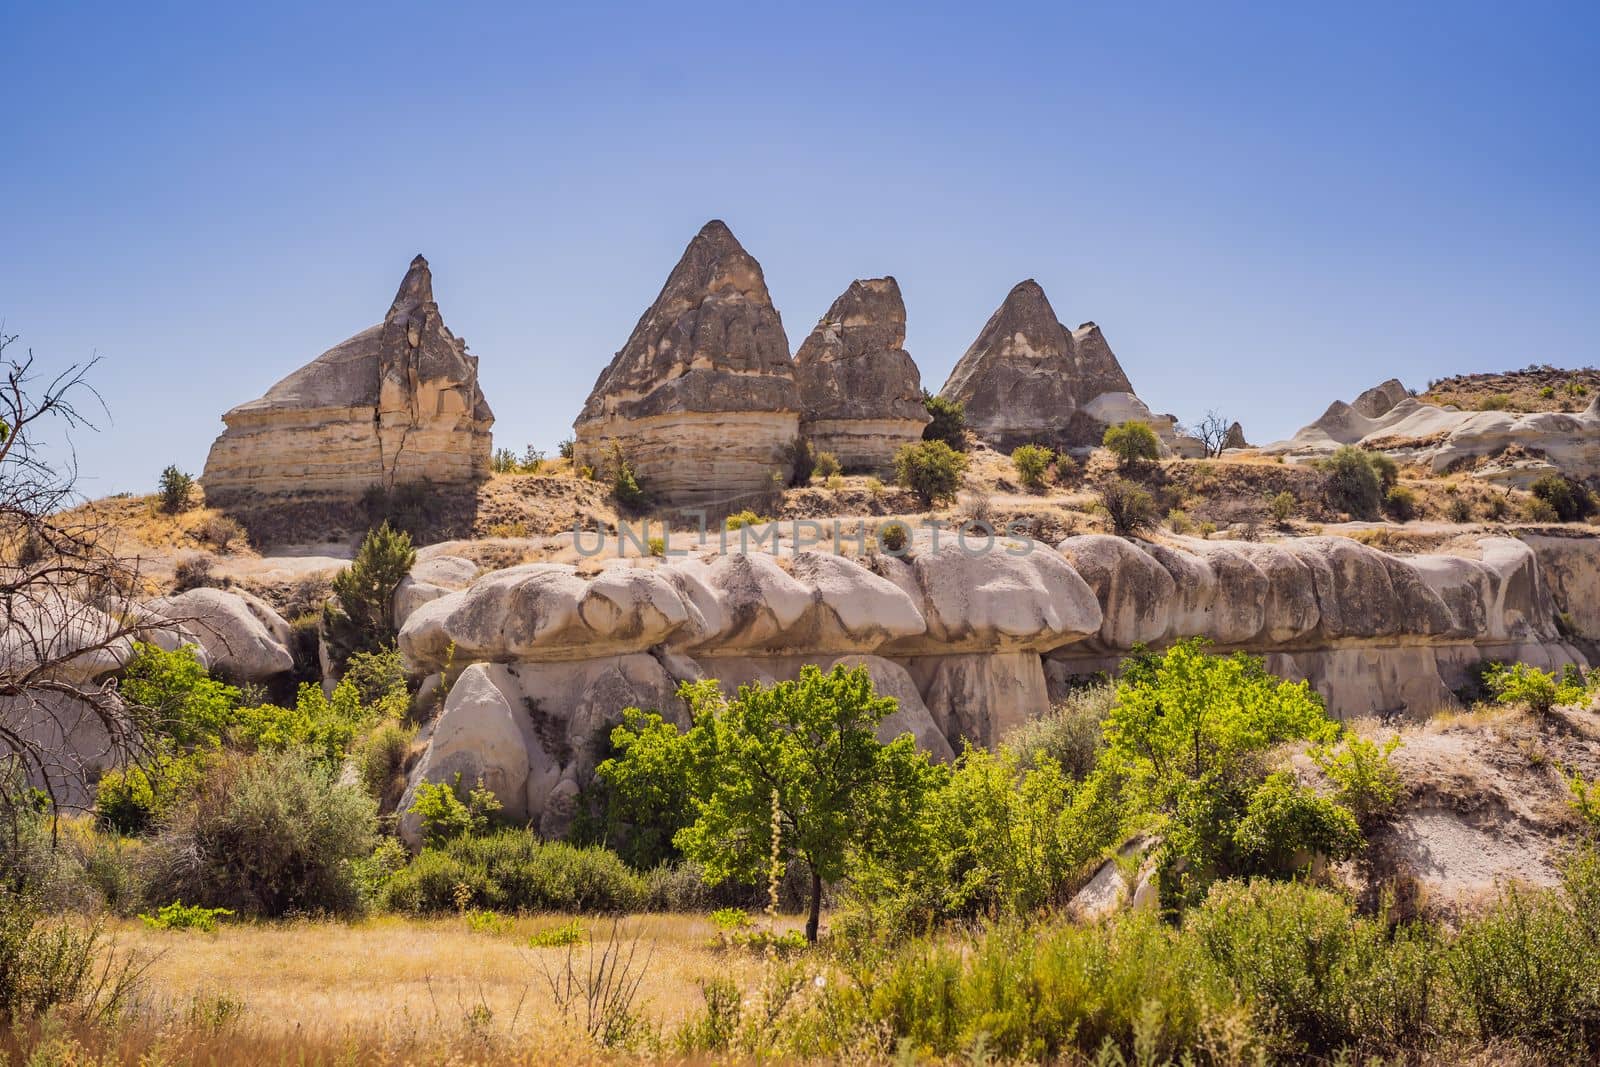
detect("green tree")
[322,522,416,668]
[921,390,968,450]
[592,708,699,869]
[893,440,969,508]
[1101,640,1347,911]
[668,666,944,941]
[1319,447,1385,519]
[1102,421,1161,470]
[1097,478,1156,537]
[1531,474,1594,522]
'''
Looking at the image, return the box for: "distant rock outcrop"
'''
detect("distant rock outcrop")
[794,277,929,472]
[574,221,799,507]
[937,280,1195,453]
[203,256,493,500]
[1263,378,1600,487]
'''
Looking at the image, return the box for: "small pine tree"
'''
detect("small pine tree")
[159,465,196,513]
[323,522,416,669]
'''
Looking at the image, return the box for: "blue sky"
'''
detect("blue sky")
[4,1,1597,496]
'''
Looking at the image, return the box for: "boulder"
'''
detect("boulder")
[393,554,478,629]
[397,664,531,848]
[203,255,493,499]
[827,654,955,762]
[938,281,1134,452]
[878,533,1102,655]
[0,688,125,811]
[573,221,799,507]
[144,588,294,680]
[397,563,699,673]
[1,595,132,685]
[1056,535,1174,650]
[793,277,929,472]
[1352,378,1410,419]
[906,651,1051,748]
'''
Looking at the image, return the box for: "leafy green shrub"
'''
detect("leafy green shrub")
[877,519,910,553]
[158,465,195,513]
[1311,734,1403,827]
[1484,662,1561,714]
[138,901,233,932]
[1193,880,1441,1056]
[1531,473,1594,522]
[407,774,503,846]
[529,918,586,947]
[812,451,842,479]
[383,832,646,914]
[94,753,204,836]
[920,391,967,450]
[1010,444,1052,491]
[1383,484,1418,521]
[893,440,968,507]
[142,749,377,917]
[231,680,370,764]
[1166,507,1193,534]
[1476,393,1513,411]
[558,437,575,461]
[1232,771,1363,873]
[120,642,240,750]
[0,890,143,1023]
[1525,496,1561,523]
[1053,450,1078,483]
[591,709,698,869]
[709,906,751,930]
[1104,640,1345,912]
[322,522,415,668]
[1446,495,1473,523]
[1268,490,1297,525]
[1319,447,1386,518]
[1449,882,1600,1054]
[1003,682,1113,780]
[1097,478,1155,537]
[1102,420,1161,470]
[724,510,766,531]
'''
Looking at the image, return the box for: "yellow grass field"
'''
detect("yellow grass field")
[112,912,776,1046]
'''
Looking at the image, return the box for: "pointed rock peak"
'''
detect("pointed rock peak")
[389,254,435,319]
[696,219,738,244]
[1352,378,1410,419]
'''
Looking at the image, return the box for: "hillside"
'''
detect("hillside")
[1420,365,1600,413]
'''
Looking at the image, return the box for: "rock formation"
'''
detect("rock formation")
[938,280,1198,454]
[793,277,930,472]
[393,528,1599,846]
[1263,380,1600,487]
[573,221,799,508]
[202,256,493,500]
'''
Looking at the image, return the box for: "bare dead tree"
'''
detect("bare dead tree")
[0,331,168,858]
[1193,409,1234,459]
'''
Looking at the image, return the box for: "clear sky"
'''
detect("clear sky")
[4,1,1597,496]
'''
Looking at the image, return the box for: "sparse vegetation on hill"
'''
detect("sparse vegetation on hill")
[1421,365,1600,413]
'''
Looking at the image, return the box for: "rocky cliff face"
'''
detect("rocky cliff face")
[937,281,1139,451]
[202,256,493,500]
[573,221,799,507]
[392,530,1598,843]
[794,277,929,472]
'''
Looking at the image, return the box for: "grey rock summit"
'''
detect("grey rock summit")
[794,276,930,472]
[938,280,1135,451]
[574,221,800,506]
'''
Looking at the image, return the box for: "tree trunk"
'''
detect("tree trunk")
[805,866,822,943]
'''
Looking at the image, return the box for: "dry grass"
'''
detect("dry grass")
[1419,366,1600,414]
[114,912,771,1040]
